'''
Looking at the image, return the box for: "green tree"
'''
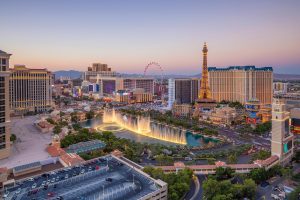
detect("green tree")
[46,118,55,125]
[215,167,234,181]
[249,168,268,183]
[10,134,17,142]
[85,111,95,120]
[203,178,220,200]
[242,179,257,199]
[288,185,300,200]
[251,150,271,161]
[227,153,237,164]
[53,125,62,135]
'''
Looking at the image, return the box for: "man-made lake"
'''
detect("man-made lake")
[81,112,218,147]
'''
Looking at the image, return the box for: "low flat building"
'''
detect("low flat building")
[115,89,153,104]
[4,155,168,200]
[201,106,237,125]
[172,104,193,117]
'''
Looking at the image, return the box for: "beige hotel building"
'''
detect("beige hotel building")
[9,65,53,115]
[208,66,273,105]
[0,50,11,159]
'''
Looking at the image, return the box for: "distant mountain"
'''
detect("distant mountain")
[54,70,83,79]
[274,73,300,81]
[53,70,300,81]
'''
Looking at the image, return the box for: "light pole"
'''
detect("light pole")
[102,185,105,200]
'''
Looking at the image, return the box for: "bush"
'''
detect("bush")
[10,134,17,142]
[143,167,193,200]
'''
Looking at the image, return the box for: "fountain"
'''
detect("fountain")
[97,108,187,145]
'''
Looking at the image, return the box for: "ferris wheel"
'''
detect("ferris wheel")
[143,62,165,82]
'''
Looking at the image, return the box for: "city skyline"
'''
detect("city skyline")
[1,0,300,74]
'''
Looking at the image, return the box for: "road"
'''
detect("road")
[218,127,271,149]
[184,175,200,200]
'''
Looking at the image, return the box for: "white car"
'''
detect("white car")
[32,183,37,189]
[271,194,280,200]
[15,188,21,194]
[27,178,34,182]
[3,191,9,198]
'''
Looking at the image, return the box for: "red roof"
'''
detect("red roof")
[46,145,66,157]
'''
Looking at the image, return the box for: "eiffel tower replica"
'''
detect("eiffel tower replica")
[193,42,216,117]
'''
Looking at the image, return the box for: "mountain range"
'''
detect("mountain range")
[54,70,300,81]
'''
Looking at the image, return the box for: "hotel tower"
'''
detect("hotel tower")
[9,65,53,115]
[208,66,273,105]
[0,50,11,159]
[271,98,294,165]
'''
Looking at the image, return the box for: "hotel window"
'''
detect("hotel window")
[1,59,6,65]
[0,127,5,135]
[0,135,5,143]
[0,144,5,149]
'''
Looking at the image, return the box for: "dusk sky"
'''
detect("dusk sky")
[1,0,300,74]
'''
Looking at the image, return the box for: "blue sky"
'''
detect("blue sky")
[1,0,300,74]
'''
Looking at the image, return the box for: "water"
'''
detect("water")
[80,109,218,147]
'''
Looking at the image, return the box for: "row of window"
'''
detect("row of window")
[0,135,5,143]
[0,143,6,150]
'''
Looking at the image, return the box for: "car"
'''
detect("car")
[65,174,69,179]
[15,188,22,194]
[51,178,56,183]
[271,194,280,200]
[50,171,56,175]
[32,183,37,189]
[48,192,55,197]
[80,169,85,174]
[260,181,270,188]
[32,189,38,194]
[28,178,34,182]
[41,181,47,186]
[43,185,48,190]
[56,196,64,200]
[3,191,9,198]
[105,178,113,182]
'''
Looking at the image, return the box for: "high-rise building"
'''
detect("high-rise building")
[168,78,200,108]
[208,66,273,105]
[9,65,53,115]
[271,98,294,165]
[84,63,118,81]
[0,50,11,159]
[89,76,154,96]
[273,82,289,94]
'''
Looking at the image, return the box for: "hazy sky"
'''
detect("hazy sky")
[1,0,300,74]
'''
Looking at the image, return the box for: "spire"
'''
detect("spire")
[202,42,208,53]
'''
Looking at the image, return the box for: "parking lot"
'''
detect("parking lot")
[0,116,52,168]
[3,156,160,200]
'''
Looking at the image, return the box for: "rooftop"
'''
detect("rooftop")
[5,155,166,200]
[66,140,106,154]
[208,66,273,72]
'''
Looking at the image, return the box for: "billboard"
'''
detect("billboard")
[103,80,116,94]
[291,118,300,134]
